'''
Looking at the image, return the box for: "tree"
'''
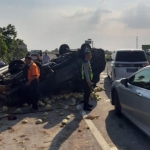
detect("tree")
[0,24,27,63]
[0,35,8,59]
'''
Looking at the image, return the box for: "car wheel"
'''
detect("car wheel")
[114,91,122,117]
[9,60,25,74]
[79,43,91,59]
[59,44,70,55]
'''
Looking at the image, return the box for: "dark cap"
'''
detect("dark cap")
[25,54,32,59]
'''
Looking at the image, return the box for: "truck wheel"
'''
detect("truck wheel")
[91,48,106,74]
[79,43,91,59]
[59,44,70,55]
[9,60,25,74]
[114,91,122,117]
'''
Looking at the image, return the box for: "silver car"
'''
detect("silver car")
[111,66,150,137]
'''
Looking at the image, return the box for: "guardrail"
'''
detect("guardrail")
[0,66,8,73]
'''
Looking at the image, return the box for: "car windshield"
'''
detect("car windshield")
[115,51,147,62]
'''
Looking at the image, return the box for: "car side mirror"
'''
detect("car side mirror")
[121,78,128,88]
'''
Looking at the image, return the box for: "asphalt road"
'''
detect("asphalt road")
[1,56,150,150]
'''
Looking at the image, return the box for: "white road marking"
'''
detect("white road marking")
[76,105,111,150]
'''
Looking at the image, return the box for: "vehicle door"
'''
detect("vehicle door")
[118,68,150,128]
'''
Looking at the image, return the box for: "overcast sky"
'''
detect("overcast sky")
[0,0,150,51]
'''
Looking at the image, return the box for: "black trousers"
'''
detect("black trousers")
[83,81,91,107]
[19,79,39,109]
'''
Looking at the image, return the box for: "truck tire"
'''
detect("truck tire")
[114,91,122,117]
[9,60,25,74]
[59,44,70,55]
[91,48,106,74]
[79,43,91,60]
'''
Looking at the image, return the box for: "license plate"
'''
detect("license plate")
[127,68,138,72]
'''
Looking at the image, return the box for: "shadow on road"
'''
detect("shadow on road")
[105,110,150,150]
[44,99,98,150]
[103,77,111,99]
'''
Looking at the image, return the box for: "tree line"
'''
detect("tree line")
[0,24,27,64]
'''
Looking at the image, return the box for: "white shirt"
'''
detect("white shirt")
[43,55,50,64]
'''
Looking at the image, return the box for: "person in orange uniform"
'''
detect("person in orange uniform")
[20,54,40,111]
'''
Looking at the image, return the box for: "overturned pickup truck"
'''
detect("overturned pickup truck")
[0,43,106,106]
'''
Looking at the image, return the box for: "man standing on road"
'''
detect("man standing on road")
[19,54,40,111]
[43,52,50,64]
[81,49,93,111]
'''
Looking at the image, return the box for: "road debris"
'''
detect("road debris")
[42,117,47,121]
[64,105,69,109]
[66,115,71,120]
[45,104,51,110]
[20,135,26,138]
[39,102,45,107]
[43,112,49,116]
[78,129,81,132]
[56,102,63,109]
[36,119,43,124]
[62,119,68,125]
[85,115,99,120]
[15,108,22,113]
[7,126,13,130]
[86,127,90,130]
[59,112,64,116]
[2,106,8,111]
[22,120,28,124]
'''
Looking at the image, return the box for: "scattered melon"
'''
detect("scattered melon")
[62,119,68,125]
[43,112,49,116]
[39,102,45,107]
[3,106,8,111]
[66,115,71,120]
[36,119,43,124]
[15,108,22,113]
[22,120,28,124]
[45,104,51,110]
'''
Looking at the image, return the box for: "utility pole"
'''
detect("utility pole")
[136,36,138,49]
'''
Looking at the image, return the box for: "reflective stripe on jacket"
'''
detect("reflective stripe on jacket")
[81,61,93,81]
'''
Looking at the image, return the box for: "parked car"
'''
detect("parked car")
[111,66,150,137]
[0,61,6,68]
[107,49,149,82]
[0,43,106,106]
[30,50,43,61]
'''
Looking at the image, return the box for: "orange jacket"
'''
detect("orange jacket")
[28,62,40,80]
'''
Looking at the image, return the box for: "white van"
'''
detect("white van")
[107,49,149,82]
[30,50,43,61]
